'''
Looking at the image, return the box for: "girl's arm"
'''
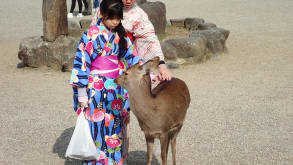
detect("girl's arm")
[70,32,93,110]
[69,32,92,88]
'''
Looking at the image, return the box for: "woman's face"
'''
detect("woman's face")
[103,17,121,30]
[122,0,136,9]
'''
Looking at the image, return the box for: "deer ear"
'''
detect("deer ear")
[140,57,160,74]
[140,62,151,74]
[152,57,160,68]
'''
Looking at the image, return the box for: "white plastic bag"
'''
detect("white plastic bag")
[65,110,98,160]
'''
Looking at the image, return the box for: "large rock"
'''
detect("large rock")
[18,36,79,71]
[162,36,208,63]
[161,26,230,65]
[68,17,92,37]
[80,18,92,29]
[160,42,178,60]
[170,19,185,28]
[190,27,230,54]
[68,19,83,37]
[198,22,217,30]
[137,0,147,5]
[139,1,167,34]
[170,17,204,30]
[42,0,68,42]
[184,17,205,31]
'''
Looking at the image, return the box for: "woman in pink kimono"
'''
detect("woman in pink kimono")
[91,0,171,81]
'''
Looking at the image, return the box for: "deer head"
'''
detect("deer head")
[115,57,160,89]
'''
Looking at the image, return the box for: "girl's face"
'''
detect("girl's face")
[122,0,136,9]
[103,17,121,30]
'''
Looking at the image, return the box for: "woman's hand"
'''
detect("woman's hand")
[158,64,172,81]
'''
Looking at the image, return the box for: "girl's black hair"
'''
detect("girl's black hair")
[100,0,127,58]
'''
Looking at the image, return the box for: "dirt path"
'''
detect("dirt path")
[0,0,292,164]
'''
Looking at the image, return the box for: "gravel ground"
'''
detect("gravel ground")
[0,0,292,165]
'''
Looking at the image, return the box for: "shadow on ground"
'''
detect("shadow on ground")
[53,127,160,165]
[53,127,82,165]
[127,151,160,165]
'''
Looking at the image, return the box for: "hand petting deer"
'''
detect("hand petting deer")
[115,57,191,165]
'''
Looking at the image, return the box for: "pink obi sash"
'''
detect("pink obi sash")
[90,56,119,79]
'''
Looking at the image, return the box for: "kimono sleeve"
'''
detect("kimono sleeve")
[122,37,141,69]
[69,32,93,88]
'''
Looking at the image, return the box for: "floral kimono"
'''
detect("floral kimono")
[70,19,140,165]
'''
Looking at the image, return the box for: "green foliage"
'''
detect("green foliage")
[115,147,121,152]
[108,148,115,153]
[95,142,101,147]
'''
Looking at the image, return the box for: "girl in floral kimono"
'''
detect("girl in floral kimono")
[69,0,140,164]
[91,0,171,81]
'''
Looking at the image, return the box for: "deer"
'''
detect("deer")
[114,57,191,165]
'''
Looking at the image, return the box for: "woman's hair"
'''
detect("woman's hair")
[100,0,127,58]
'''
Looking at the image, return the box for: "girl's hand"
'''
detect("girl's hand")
[78,96,88,107]
[158,64,172,81]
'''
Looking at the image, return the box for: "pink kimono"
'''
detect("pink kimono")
[91,3,165,63]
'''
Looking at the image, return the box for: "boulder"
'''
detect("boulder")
[68,17,93,37]
[198,22,217,30]
[166,61,180,69]
[139,1,167,34]
[137,0,147,5]
[190,27,230,54]
[80,18,92,29]
[169,19,185,28]
[68,19,82,36]
[184,17,205,31]
[42,0,68,42]
[162,36,208,63]
[217,27,230,40]
[166,58,186,69]
[18,36,79,71]
[160,42,178,60]
[160,23,230,66]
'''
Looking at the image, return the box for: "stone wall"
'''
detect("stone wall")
[18,1,229,71]
[162,17,230,68]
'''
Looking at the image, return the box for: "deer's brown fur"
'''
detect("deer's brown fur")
[115,57,190,165]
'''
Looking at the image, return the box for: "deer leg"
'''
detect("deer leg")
[160,133,170,165]
[170,134,177,165]
[122,121,130,162]
[145,134,154,165]
[169,126,182,165]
